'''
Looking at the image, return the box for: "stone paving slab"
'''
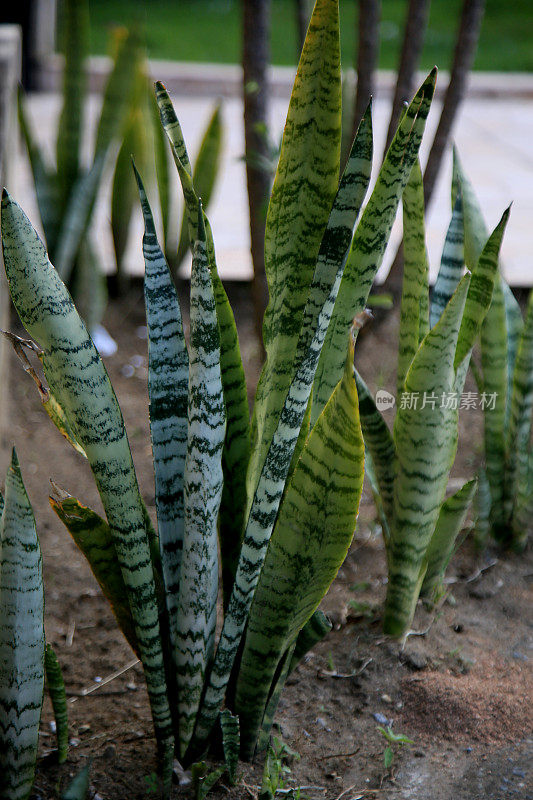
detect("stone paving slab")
[11,72,533,287]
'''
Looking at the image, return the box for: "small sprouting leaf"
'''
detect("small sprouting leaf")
[191,761,226,800]
[384,745,394,769]
[61,763,91,800]
[377,725,414,745]
[220,709,240,784]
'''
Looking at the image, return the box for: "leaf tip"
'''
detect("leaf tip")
[10,445,19,471]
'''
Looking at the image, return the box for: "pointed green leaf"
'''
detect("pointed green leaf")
[421,479,477,602]
[235,337,364,755]
[44,644,68,764]
[312,69,436,423]
[150,87,172,253]
[454,208,510,372]
[134,165,189,669]
[1,192,173,753]
[397,159,430,397]
[155,80,192,174]
[0,450,44,800]
[176,203,226,756]
[454,150,517,400]
[384,275,470,638]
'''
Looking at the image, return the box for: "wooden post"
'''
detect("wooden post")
[0,26,22,472]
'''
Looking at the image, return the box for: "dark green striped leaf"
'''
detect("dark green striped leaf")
[0,450,44,800]
[397,159,429,397]
[176,204,226,757]
[44,644,68,764]
[135,165,189,669]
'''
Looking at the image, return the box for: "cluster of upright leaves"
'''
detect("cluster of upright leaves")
[2,0,440,789]
[0,452,68,800]
[447,153,532,552]
[357,156,509,639]
[18,0,141,327]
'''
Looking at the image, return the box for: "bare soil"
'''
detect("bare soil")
[3,286,532,800]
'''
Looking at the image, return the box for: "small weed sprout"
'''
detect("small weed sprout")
[377,726,414,769]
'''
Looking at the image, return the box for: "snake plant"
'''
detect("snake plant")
[2,0,437,787]
[357,157,509,638]
[0,451,68,800]
[18,0,140,329]
[432,151,532,551]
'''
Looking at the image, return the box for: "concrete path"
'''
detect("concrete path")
[10,66,533,286]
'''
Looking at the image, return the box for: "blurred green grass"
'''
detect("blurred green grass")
[87,0,533,72]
